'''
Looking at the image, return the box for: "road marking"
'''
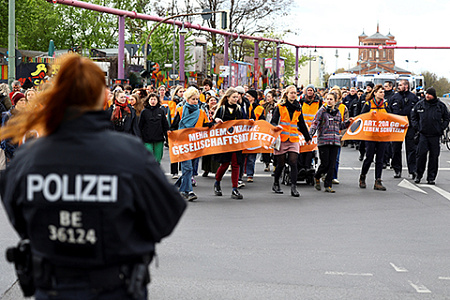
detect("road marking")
[398,179,427,194]
[438,276,450,280]
[325,271,373,277]
[418,184,450,201]
[408,281,431,293]
[389,262,408,272]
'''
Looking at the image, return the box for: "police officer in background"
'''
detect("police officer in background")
[0,54,186,300]
[389,79,419,179]
[411,87,450,184]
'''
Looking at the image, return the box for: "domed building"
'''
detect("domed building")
[348,24,410,75]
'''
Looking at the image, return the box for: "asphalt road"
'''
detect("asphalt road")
[2,144,450,299]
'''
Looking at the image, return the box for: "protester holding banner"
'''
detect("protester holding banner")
[262,90,277,172]
[359,84,391,191]
[310,91,352,193]
[171,87,210,201]
[271,85,311,197]
[411,87,450,184]
[213,88,245,199]
[107,90,140,136]
[201,95,220,177]
[244,89,263,182]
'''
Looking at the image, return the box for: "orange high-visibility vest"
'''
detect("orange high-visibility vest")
[168,101,177,124]
[176,106,208,128]
[302,100,320,128]
[368,99,388,113]
[338,103,346,121]
[279,105,302,142]
[253,105,265,120]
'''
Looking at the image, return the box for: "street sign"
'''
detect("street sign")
[202,9,212,20]
[125,44,140,57]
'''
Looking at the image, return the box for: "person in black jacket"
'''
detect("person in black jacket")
[389,79,419,178]
[139,93,169,163]
[0,54,186,300]
[359,84,391,191]
[411,87,450,184]
[355,82,374,161]
[107,90,140,136]
[213,88,245,199]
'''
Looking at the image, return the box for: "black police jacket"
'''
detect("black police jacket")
[0,111,186,268]
[389,90,419,120]
[411,98,450,137]
[138,105,169,143]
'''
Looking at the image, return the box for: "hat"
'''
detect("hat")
[206,90,217,97]
[426,87,437,99]
[246,89,258,100]
[306,84,315,92]
[235,86,245,94]
[366,82,375,88]
[11,92,25,105]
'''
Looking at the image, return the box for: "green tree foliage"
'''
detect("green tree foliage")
[422,71,450,97]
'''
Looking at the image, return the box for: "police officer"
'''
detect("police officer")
[411,87,450,184]
[0,54,186,300]
[389,79,419,178]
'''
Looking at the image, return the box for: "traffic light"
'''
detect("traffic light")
[140,61,157,78]
[148,61,157,73]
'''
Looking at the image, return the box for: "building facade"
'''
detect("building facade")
[349,24,410,75]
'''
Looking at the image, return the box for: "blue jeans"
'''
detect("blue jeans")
[180,159,194,193]
[245,154,257,177]
[334,147,341,179]
[192,157,200,176]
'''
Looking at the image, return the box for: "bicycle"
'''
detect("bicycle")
[442,125,450,151]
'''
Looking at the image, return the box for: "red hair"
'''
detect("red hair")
[0,54,106,143]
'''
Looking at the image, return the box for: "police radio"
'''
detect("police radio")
[6,240,35,297]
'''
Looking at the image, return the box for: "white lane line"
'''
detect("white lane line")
[418,184,450,201]
[438,276,450,280]
[408,281,431,293]
[389,262,408,272]
[325,271,373,277]
[398,179,427,194]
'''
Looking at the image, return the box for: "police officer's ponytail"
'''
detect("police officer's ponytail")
[0,54,107,144]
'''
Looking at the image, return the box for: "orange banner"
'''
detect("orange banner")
[168,120,282,163]
[342,112,409,142]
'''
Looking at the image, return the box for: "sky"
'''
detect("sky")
[279,0,450,79]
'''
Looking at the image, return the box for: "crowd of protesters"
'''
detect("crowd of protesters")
[1,74,449,201]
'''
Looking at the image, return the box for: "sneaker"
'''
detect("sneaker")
[238,180,246,188]
[324,187,336,193]
[414,177,421,184]
[191,177,197,187]
[172,174,179,179]
[247,177,253,182]
[231,189,243,200]
[214,181,222,196]
[187,192,198,202]
[202,171,209,177]
[359,154,364,161]
[427,180,435,185]
[394,171,401,178]
[332,179,340,184]
[314,178,321,191]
